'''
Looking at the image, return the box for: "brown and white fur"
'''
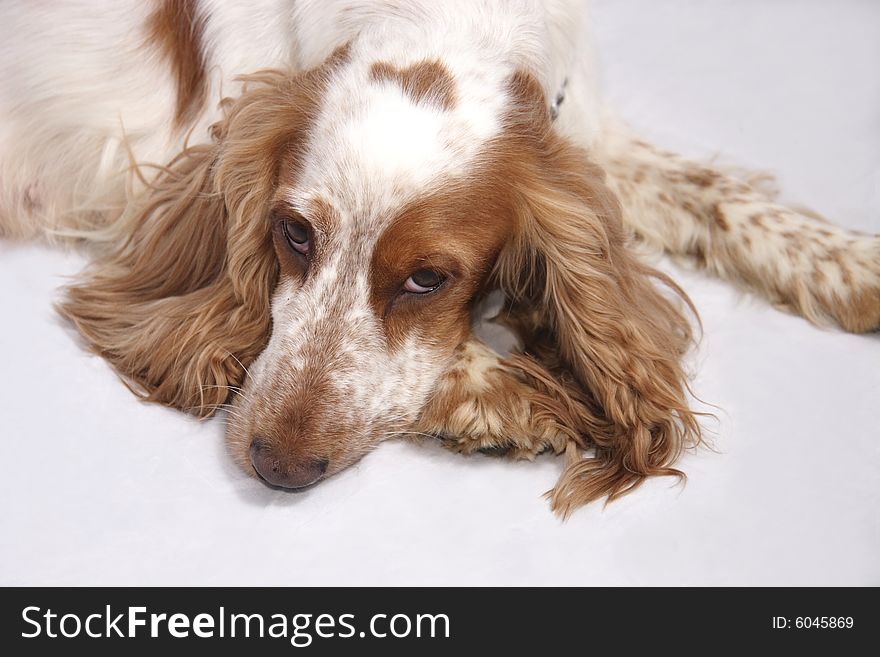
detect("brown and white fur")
[1,1,877,516]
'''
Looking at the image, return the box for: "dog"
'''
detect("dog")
[1,1,877,515]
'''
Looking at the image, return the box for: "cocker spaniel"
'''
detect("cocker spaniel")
[1,0,877,515]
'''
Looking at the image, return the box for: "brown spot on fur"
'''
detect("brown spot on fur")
[369,59,456,110]
[812,268,826,285]
[691,245,708,269]
[23,184,42,213]
[719,181,750,195]
[657,191,673,205]
[684,168,720,188]
[664,170,686,185]
[681,200,702,220]
[749,214,765,229]
[711,204,729,231]
[825,288,880,333]
[742,235,752,247]
[146,0,209,128]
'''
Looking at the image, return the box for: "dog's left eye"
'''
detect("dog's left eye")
[403,269,445,294]
[282,220,310,255]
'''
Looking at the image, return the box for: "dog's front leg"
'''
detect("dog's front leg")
[413,337,585,460]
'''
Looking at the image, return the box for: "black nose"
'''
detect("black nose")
[249,438,329,489]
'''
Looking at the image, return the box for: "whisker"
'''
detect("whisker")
[205,401,248,422]
[218,410,247,424]
[224,351,254,383]
[200,383,244,392]
[382,430,440,440]
[199,383,252,403]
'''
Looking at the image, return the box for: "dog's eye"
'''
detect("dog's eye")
[403,269,445,294]
[282,220,310,255]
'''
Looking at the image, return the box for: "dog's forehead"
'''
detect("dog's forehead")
[289,55,509,222]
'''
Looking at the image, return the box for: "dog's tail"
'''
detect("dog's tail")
[590,116,880,333]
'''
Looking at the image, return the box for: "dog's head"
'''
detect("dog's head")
[62,44,696,492]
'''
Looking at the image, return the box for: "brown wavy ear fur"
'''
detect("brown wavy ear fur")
[59,49,349,416]
[492,72,702,515]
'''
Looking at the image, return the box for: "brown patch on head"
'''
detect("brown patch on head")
[369,59,457,110]
[146,0,209,128]
[370,181,513,352]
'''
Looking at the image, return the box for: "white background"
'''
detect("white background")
[1,0,878,585]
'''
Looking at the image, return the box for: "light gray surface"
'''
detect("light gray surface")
[1,1,878,585]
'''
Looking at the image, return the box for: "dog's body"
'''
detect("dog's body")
[2,1,877,514]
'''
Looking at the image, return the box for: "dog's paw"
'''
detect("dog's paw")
[811,234,880,333]
[414,341,574,460]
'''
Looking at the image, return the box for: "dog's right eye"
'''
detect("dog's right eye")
[282,220,310,255]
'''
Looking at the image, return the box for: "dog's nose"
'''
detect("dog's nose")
[249,437,329,489]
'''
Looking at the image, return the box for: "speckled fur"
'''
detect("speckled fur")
[595,118,880,332]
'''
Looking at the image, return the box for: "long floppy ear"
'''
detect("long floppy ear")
[59,53,347,416]
[493,72,702,513]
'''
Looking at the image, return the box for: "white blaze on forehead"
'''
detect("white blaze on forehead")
[294,55,506,222]
[344,90,450,186]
